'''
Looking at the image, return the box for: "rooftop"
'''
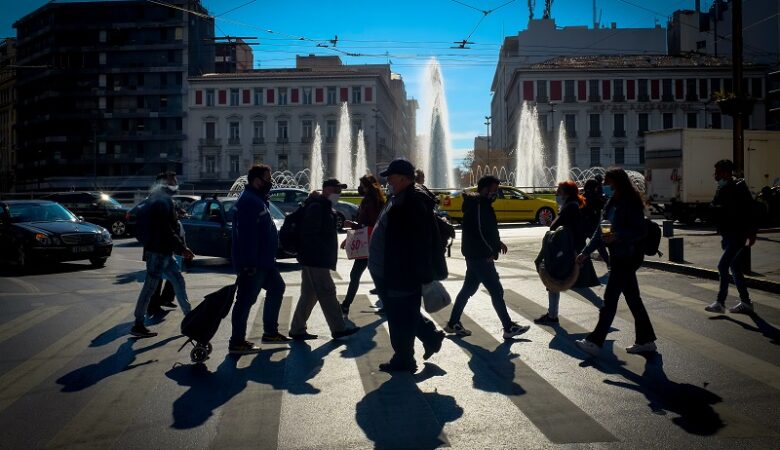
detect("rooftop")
[528,54,751,70]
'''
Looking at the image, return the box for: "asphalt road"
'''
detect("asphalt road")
[0,226,779,449]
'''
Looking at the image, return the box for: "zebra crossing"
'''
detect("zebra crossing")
[0,256,779,449]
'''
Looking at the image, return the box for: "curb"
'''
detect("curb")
[642,259,780,295]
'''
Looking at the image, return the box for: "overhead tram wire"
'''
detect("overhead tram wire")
[214,0,258,17]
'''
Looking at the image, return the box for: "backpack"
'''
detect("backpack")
[435,214,456,257]
[278,205,306,255]
[642,218,663,257]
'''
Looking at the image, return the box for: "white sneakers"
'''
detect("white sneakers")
[705,301,754,314]
[704,302,726,313]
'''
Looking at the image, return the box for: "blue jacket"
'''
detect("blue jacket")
[231,186,278,272]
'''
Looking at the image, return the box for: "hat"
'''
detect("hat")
[380,158,415,178]
[322,178,348,189]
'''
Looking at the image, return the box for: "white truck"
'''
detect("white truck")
[644,128,780,223]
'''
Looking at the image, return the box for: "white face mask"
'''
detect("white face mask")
[328,193,340,204]
[168,184,179,193]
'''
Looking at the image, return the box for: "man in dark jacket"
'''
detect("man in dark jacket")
[289,178,360,340]
[368,159,447,373]
[705,159,757,314]
[444,175,530,339]
[229,164,291,354]
[131,171,194,338]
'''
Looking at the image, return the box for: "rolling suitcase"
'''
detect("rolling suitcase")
[178,283,237,362]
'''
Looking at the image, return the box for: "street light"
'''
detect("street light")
[484,115,491,168]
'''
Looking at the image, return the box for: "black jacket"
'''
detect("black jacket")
[460,193,501,259]
[297,194,338,269]
[383,184,447,291]
[550,201,586,252]
[712,178,757,237]
[143,189,185,256]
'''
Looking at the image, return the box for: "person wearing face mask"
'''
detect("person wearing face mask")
[704,159,757,314]
[289,178,361,341]
[444,175,530,339]
[131,171,194,338]
[229,164,291,354]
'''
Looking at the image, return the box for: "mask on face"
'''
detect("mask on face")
[328,193,340,204]
[603,185,613,198]
[386,185,394,196]
[555,195,565,206]
[357,186,365,196]
[165,184,179,193]
[717,179,728,189]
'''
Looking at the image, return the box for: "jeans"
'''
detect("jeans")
[134,251,191,322]
[587,254,656,347]
[448,258,512,329]
[716,235,751,304]
[231,267,286,344]
[342,258,369,309]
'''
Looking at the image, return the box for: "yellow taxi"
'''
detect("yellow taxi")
[438,185,558,225]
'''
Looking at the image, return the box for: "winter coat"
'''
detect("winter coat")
[712,178,757,238]
[460,193,501,260]
[231,186,279,272]
[297,194,338,270]
[583,195,645,261]
[143,188,186,256]
[354,195,384,228]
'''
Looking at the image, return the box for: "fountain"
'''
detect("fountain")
[418,58,455,188]
[310,123,324,191]
[514,102,545,189]
[555,121,571,183]
[335,102,353,186]
[354,129,368,186]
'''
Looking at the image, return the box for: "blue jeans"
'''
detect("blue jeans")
[231,267,286,344]
[448,258,512,329]
[135,251,191,322]
[717,235,751,303]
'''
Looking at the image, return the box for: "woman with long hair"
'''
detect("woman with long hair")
[340,173,386,316]
[535,180,601,324]
[575,168,657,356]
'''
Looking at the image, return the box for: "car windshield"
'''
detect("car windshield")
[100,194,124,208]
[8,202,77,223]
[268,202,285,220]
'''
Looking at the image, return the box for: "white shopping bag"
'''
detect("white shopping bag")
[422,281,451,313]
[344,227,370,260]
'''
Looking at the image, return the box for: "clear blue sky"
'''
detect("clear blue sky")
[1,0,699,166]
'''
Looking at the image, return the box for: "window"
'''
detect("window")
[639,146,645,164]
[302,120,313,141]
[568,147,576,167]
[278,87,288,105]
[613,114,625,137]
[687,112,698,128]
[229,121,240,142]
[638,113,649,136]
[564,80,575,101]
[277,120,288,141]
[662,79,673,101]
[663,113,674,129]
[190,201,208,220]
[302,153,310,169]
[326,120,337,142]
[686,79,698,100]
[230,155,240,174]
[205,122,216,139]
[278,154,288,171]
[206,89,215,106]
[254,88,263,105]
[536,80,548,101]
[205,155,216,173]
[302,87,312,105]
[638,79,649,101]
[710,78,721,97]
[230,88,239,106]
[590,147,600,166]
[711,112,722,129]
[352,86,362,104]
[253,120,264,142]
[589,114,600,137]
[327,87,337,105]
[564,114,576,137]
[589,79,600,101]
[615,147,625,164]
[613,79,624,100]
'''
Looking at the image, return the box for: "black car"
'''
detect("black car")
[42,192,129,237]
[269,188,358,229]
[0,200,113,268]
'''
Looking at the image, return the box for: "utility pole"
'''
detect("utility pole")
[93,123,98,188]
[484,116,491,168]
[732,0,744,176]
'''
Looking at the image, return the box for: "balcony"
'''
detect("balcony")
[199,138,221,146]
[228,138,241,146]
[252,137,265,144]
[612,95,626,102]
[638,94,650,102]
[564,95,577,103]
[276,137,289,144]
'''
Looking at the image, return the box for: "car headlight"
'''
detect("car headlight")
[34,233,52,245]
[98,229,112,243]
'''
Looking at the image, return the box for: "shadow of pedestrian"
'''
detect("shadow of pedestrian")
[340,317,385,359]
[414,362,447,383]
[709,314,780,345]
[355,375,463,449]
[57,335,182,392]
[449,338,527,395]
[166,348,287,429]
[90,321,135,347]
[114,270,146,285]
[603,353,724,436]
[570,287,604,309]
[285,340,344,395]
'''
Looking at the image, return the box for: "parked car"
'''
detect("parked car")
[269,188,358,229]
[0,200,113,268]
[41,191,129,237]
[180,196,291,260]
[439,185,557,225]
[125,194,200,238]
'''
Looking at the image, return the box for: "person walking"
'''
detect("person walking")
[229,164,291,354]
[289,178,361,340]
[340,173,386,317]
[368,158,448,373]
[582,177,610,269]
[444,175,530,339]
[705,159,757,314]
[131,171,194,338]
[534,180,601,324]
[575,168,657,356]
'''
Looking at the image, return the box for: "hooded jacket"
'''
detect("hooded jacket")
[460,192,501,259]
[297,194,338,270]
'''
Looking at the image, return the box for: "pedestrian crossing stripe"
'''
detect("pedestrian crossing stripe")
[0,305,69,345]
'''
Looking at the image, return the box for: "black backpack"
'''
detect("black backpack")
[642,218,662,257]
[435,214,456,257]
[278,205,306,255]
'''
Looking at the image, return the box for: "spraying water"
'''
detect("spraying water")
[555,121,571,183]
[418,58,454,188]
[354,129,368,186]
[515,102,545,189]
[310,123,324,191]
[335,102,353,186]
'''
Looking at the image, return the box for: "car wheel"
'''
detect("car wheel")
[111,220,127,237]
[536,207,556,226]
[89,257,108,267]
[335,213,345,230]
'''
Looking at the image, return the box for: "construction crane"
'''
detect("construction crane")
[542,0,553,19]
[528,0,535,21]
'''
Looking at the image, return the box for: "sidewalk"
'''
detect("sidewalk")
[642,225,780,294]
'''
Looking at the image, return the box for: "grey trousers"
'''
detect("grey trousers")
[290,266,347,335]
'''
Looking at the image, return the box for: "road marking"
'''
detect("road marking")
[691,282,780,312]
[0,304,132,414]
[0,306,69,345]
[1,277,41,294]
[428,306,617,444]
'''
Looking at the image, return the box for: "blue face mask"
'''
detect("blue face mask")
[555,195,565,206]
[717,179,728,189]
[603,185,613,198]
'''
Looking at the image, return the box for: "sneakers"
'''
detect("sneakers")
[378,361,417,373]
[443,322,472,336]
[728,302,754,314]
[575,339,601,356]
[625,341,657,354]
[289,332,318,341]
[228,340,261,354]
[503,322,530,340]
[423,330,445,360]
[130,324,157,338]
[533,313,559,325]
[704,302,725,313]
[261,332,292,343]
[332,327,361,339]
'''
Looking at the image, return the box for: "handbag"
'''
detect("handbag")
[344,226,371,260]
[422,280,451,313]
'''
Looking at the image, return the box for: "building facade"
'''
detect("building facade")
[504,55,767,171]
[12,0,214,191]
[186,55,416,189]
[214,39,253,73]
[0,38,16,192]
